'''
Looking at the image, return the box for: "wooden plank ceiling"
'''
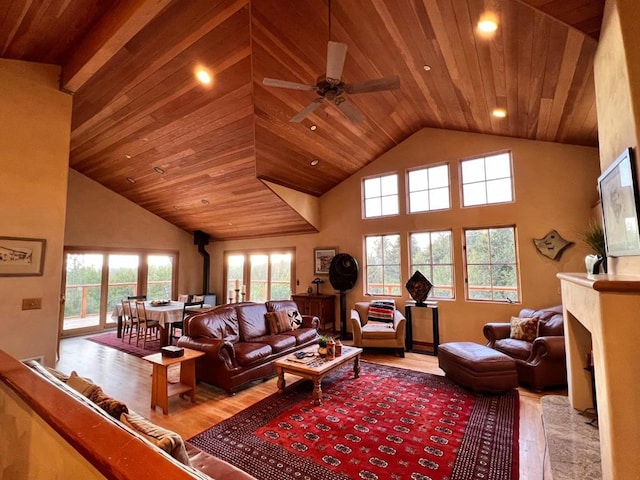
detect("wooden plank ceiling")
[0,0,602,240]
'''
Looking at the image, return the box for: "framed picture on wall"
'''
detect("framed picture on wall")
[314,247,337,275]
[598,147,640,257]
[0,236,46,276]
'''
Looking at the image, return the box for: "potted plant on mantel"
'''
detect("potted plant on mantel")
[582,221,607,273]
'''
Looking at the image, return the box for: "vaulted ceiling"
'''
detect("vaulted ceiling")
[0,0,603,240]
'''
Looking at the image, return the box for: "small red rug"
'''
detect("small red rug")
[188,361,519,480]
[87,331,161,358]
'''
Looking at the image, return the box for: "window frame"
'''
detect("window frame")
[362,172,400,219]
[409,230,455,300]
[406,163,451,214]
[463,225,520,303]
[223,247,296,303]
[364,233,402,297]
[460,151,514,207]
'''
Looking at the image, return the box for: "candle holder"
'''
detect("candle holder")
[235,289,240,303]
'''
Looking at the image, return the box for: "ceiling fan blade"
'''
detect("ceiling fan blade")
[334,97,365,124]
[345,76,401,94]
[326,41,348,82]
[263,78,316,91]
[290,99,324,123]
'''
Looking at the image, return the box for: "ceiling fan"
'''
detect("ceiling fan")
[262,0,400,125]
[263,41,399,124]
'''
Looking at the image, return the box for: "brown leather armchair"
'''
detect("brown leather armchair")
[351,301,406,357]
[483,305,566,391]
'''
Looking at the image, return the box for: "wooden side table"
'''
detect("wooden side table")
[143,348,205,414]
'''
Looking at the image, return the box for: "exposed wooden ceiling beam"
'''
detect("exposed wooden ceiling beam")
[61,0,173,92]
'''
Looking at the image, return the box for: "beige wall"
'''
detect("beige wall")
[0,59,72,366]
[594,0,640,275]
[212,127,600,344]
[65,169,203,296]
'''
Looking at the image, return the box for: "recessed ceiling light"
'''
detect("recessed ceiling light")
[196,68,212,85]
[201,199,209,205]
[492,108,507,118]
[423,65,431,72]
[126,177,136,184]
[309,125,317,131]
[477,19,498,33]
[173,205,179,210]
[310,159,320,166]
[228,222,233,226]
[154,166,165,174]
[125,154,132,159]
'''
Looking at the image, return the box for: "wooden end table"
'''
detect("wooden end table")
[274,346,363,405]
[143,348,204,414]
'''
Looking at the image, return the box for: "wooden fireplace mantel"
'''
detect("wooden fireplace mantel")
[557,272,640,480]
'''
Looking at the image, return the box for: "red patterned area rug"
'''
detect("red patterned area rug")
[87,331,160,358]
[187,361,519,480]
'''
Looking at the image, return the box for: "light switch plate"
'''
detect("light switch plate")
[22,298,42,310]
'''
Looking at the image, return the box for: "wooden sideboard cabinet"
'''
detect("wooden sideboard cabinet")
[292,294,336,334]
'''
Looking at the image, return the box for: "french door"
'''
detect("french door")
[60,248,177,337]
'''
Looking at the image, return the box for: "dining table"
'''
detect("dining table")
[111,300,212,346]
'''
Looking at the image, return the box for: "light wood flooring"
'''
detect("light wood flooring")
[56,335,562,480]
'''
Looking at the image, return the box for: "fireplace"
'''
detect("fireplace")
[557,272,640,480]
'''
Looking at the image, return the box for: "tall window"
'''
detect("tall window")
[365,234,401,295]
[363,173,399,218]
[408,164,450,213]
[461,152,513,206]
[224,249,294,303]
[464,226,519,302]
[410,231,454,299]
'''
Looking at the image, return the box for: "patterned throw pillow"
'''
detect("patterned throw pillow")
[367,300,396,323]
[88,386,129,419]
[266,311,293,334]
[510,316,540,342]
[287,310,304,330]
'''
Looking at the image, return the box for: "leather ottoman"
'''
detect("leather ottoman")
[438,342,518,394]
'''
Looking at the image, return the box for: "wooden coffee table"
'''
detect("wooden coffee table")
[143,348,205,414]
[274,346,363,405]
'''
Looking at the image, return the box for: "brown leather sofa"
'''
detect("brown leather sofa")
[177,300,319,394]
[483,305,566,391]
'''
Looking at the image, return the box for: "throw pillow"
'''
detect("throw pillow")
[510,316,540,342]
[266,311,292,334]
[67,371,99,397]
[120,411,191,466]
[88,386,129,419]
[367,300,395,323]
[286,310,304,330]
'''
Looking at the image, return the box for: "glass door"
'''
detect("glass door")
[106,254,140,327]
[62,253,104,334]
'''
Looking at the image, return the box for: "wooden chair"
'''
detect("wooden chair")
[177,294,190,302]
[121,299,139,344]
[134,301,160,349]
[171,300,204,345]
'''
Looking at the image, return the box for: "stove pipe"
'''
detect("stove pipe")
[193,230,210,294]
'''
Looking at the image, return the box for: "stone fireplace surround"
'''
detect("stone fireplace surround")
[557,272,640,480]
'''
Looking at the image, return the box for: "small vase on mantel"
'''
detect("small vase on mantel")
[585,254,605,274]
